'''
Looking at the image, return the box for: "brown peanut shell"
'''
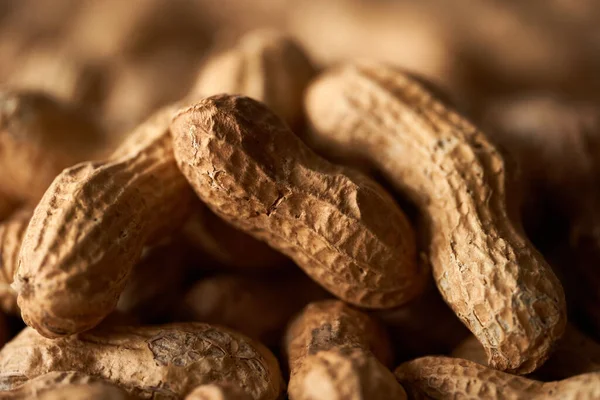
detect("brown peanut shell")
[185,383,251,400]
[0,323,284,400]
[14,105,194,338]
[180,272,328,346]
[395,356,600,400]
[171,95,424,309]
[305,63,566,373]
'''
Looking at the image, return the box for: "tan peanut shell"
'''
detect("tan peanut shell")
[171,94,424,309]
[305,63,566,373]
[192,29,315,130]
[395,356,600,400]
[0,371,132,400]
[0,323,284,400]
[184,207,288,270]
[116,238,188,322]
[453,325,600,381]
[13,105,194,338]
[185,383,252,400]
[0,90,106,203]
[0,209,30,314]
[180,272,328,346]
[6,44,105,107]
[285,300,405,400]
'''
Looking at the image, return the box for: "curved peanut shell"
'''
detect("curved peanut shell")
[0,371,132,400]
[395,356,600,400]
[14,105,194,338]
[305,63,566,373]
[171,95,424,308]
[0,90,106,203]
[0,323,284,400]
[192,29,315,130]
[185,383,252,400]
[285,300,404,400]
[0,209,30,314]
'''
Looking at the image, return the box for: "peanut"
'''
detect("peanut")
[0,371,132,400]
[284,300,406,399]
[0,90,107,203]
[305,63,566,373]
[185,383,252,400]
[0,323,284,399]
[179,271,328,346]
[0,208,30,314]
[116,238,188,323]
[171,94,425,309]
[13,104,194,338]
[192,29,315,132]
[395,356,600,400]
[453,325,600,381]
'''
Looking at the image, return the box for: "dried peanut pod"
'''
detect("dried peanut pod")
[171,95,424,309]
[453,325,600,381]
[180,271,329,346]
[6,44,106,107]
[184,207,288,270]
[185,383,251,400]
[395,356,600,400]
[285,300,405,399]
[0,371,131,400]
[192,29,315,130]
[305,63,566,373]
[0,323,284,400]
[0,90,107,203]
[117,238,188,322]
[0,209,30,314]
[14,105,195,338]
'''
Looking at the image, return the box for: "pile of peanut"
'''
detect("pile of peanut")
[0,1,600,399]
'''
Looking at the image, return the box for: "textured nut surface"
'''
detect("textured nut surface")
[0,208,30,314]
[305,63,566,373]
[285,300,404,399]
[171,95,424,309]
[395,356,600,400]
[14,105,194,338]
[0,323,284,400]
[0,90,106,202]
[185,383,252,400]
[192,29,315,130]
[0,371,131,400]
[181,272,328,346]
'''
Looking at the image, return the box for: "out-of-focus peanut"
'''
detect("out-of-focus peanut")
[0,323,284,399]
[284,300,406,400]
[0,208,30,315]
